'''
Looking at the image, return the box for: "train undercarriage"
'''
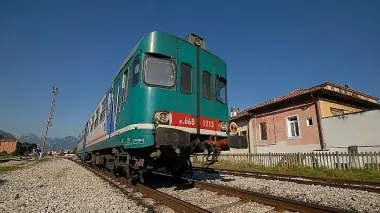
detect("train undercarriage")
[83,138,222,184]
[81,124,247,184]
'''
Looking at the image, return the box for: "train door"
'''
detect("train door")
[113,77,122,131]
[199,52,218,134]
[81,124,88,161]
[106,86,115,136]
[177,40,197,121]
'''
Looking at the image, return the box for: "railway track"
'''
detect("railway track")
[66,157,358,213]
[193,166,380,194]
[153,172,358,213]
[66,157,210,213]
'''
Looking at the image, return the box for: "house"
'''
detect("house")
[0,138,21,153]
[320,109,380,152]
[229,82,380,154]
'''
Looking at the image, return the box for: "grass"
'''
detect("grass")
[0,156,53,174]
[36,156,53,163]
[0,166,19,173]
[0,152,14,159]
[193,160,380,183]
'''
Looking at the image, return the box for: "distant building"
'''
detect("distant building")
[0,139,21,153]
[229,82,380,154]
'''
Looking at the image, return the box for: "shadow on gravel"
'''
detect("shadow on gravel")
[145,171,235,192]
[192,171,236,183]
[146,178,196,191]
[0,179,8,185]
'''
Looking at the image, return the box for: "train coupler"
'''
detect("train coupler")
[203,143,221,167]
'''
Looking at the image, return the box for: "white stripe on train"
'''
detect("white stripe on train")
[85,123,227,147]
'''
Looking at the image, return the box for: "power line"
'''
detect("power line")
[40,86,59,158]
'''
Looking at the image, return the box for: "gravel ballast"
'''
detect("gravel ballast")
[0,158,150,213]
[194,172,380,213]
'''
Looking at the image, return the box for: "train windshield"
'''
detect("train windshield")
[216,76,227,104]
[144,57,175,87]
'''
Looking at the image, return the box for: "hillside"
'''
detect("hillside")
[17,133,77,151]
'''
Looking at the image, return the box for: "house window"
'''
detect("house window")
[306,117,313,126]
[330,107,344,116]
[287,116,300,137]
[258,122,268,140]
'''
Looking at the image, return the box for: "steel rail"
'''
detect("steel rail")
[151,170,360,213]
[193,166,380,193]
[68,157,211,213]
[193,181,359,213]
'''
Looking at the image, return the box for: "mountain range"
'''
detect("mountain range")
[0,130,77,151]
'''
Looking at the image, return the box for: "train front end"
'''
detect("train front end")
[139,32,248,178]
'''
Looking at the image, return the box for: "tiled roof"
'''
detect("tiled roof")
[230,82,379,121]
[248,88,309,110]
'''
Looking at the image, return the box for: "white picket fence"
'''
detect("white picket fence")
[192,151,380,171]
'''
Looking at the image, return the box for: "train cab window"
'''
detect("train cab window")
[144,57,175,87]
[132,58,140,87]
[203,71,212,100]
[216,75,227,104]
[180,63,192,94]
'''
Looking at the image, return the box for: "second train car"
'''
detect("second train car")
[76,31,247,183]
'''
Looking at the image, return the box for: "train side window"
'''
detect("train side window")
[121,68,129,102]
[180,63,192,94]
[95,108,99,127]
[91,115,95,132]
[215,75,227,104]
[203,71,212,100]
[132,58,140,87]
[106,90,113,116]
[100,98,106,122]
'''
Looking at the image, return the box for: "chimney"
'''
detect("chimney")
[344,84,349,88]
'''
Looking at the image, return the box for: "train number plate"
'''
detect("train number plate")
[170,112,219,131]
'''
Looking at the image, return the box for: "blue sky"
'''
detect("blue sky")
[0,0,379,138]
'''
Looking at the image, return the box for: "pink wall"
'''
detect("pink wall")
[252,102,321,148]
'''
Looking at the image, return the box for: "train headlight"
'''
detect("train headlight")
[194,37,201,46]
[219,121,227,132]
[155,111,169,124]
[229,122,238,135]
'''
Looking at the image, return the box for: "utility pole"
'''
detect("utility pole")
[40,87,59,158]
